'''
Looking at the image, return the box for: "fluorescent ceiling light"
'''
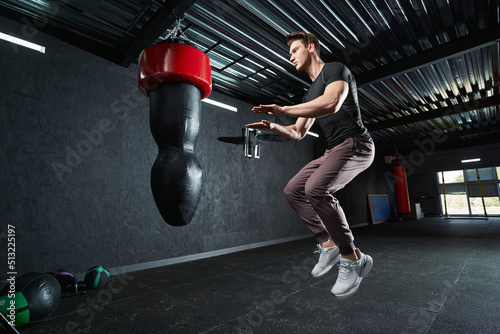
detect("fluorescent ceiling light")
[0,32,45,53]
[307,131,319,138]
[461,158,481,163]
[202,98,237,112]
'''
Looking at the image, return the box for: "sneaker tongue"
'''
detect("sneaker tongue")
[340,258,353,264]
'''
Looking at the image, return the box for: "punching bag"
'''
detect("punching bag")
[392,159,411,214]
[138,39,211,226]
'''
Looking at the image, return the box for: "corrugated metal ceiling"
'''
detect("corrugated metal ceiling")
[1,0,499,152]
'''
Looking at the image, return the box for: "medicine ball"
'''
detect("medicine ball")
[0,272,61,329]
[84,266,110,289]
[52,269,75,292]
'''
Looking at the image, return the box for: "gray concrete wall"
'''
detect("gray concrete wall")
[0,16,316,276]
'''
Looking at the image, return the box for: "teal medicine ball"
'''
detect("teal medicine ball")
[84,266,110,289]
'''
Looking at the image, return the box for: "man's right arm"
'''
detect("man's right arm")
[270,117,315,141]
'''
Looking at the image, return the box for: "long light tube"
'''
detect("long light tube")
[461,158,481,163]
[0,32,45,53]
[202,98,237,112]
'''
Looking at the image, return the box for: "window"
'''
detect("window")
[437,167,500,216]
[438,170,464,184]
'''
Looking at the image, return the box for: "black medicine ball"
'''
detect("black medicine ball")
[52,269,75,292]
[84,266,110,289]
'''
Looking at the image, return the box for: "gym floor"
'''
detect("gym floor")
[21,217,500,334]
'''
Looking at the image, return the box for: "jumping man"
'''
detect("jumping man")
[246,31,375,297]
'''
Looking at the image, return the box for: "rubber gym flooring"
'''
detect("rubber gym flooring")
[20,216,500,334]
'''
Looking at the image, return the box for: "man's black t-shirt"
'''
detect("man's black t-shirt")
[302,62,369,149]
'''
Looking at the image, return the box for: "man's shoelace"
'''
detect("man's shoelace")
[337,263,352,280]
[314,248,330,261]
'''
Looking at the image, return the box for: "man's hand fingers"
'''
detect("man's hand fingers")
[252,106,268,113]
[246,122,264,128]
[246,120,271,130]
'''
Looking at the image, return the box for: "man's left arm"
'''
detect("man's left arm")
[252,80,348,118]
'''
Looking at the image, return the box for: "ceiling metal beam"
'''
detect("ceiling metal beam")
[368,94,500,131]
[357,24,500,87]
[375,124,500,152]
[119,0,199,67]
[493,43,500,96]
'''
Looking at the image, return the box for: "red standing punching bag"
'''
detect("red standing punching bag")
[138,39,212,226]
[392,159,411,214]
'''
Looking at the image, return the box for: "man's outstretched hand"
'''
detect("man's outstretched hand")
[245,119,273,131]
[252,104,284,118]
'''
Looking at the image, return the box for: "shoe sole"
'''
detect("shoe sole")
[311,255,340,277]
[332,254,373,297]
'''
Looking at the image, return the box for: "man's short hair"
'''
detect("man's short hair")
[286,31,320,57]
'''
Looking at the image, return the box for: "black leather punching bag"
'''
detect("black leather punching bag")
[138,40,212,226]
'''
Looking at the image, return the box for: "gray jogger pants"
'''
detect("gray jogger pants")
[284,136,375,255]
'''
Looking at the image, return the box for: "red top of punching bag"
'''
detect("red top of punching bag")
[138,41,212,99]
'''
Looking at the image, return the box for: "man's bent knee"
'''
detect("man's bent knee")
[283,184,294,202]
[304,181,325,200]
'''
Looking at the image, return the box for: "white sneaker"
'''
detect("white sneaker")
[311,244,340,277]
[331,249,373,297]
